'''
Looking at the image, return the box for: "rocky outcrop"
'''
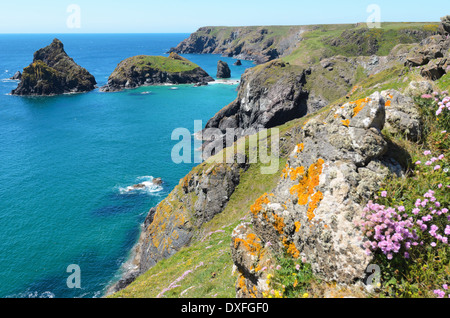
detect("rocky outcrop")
[201,60,309,157]
[440,15,450,34]
[100,53,214,92]
[382,89,423,141]
[10,71,21,80]
[231,90,407,297]
[217,60,231,78]
[108,160,248,293]
[12,39,96,96]
[169,26,306,64]
[234,60,242,66]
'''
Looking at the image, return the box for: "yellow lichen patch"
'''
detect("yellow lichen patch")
[289,158,325,221]
[297,143,304,153]
[250,193,271,216]
[349,97,370,118]
[307,191,323,222]
[283,238,300,259]
[341,119,350,127]
[294,221,302,232]
[233,233,265,258]
[272,213,285,235]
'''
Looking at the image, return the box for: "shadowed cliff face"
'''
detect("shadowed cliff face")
[12,39,97,96]
[107,161,249,294]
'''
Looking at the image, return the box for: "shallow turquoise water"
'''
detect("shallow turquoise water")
[0,34,253,297]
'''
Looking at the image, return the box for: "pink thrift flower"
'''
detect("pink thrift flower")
[381,191,387,198]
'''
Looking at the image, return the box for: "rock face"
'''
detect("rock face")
[217,60,231,78]
[231,90,406,297]
[234,60,242,66]
[100,53,214,92]
[10,71,21,80]
[169,26,306,64]
[108,161,248,293]
[202,60,309,156]
[12,39,96,96]
[404,34,450,80]
[382,89,423,141]
[201,57,365,158]
[440,15,450,34]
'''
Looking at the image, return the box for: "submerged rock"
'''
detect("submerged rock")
[100,53,214,92]
[12,39,96,96]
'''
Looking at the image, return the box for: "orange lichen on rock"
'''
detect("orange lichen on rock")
[233,232,264,258]
[350,97,370,118]
[289,158,325,221]
[272,213,285,235]
[283,237,300,259]
[250,193,271,216]
[297,143,304,153]
[341,119,350,127]
[294,221,302,232]
[307,191,324,222]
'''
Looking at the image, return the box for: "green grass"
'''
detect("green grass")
[121,55,199,73]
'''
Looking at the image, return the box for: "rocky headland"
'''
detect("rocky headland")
[110,19,450,299]
[12,39,97,96]
[100,53,214,92]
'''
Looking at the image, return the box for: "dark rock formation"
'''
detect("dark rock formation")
[12,39,96,96]
[100,53,214,92]
[217,60,231,78]
[10,71,21,80]
[234,60,242,66]
[108,161,248,293]
[440,15,450,34]
[202,60,308,155]
[420,57,448,80]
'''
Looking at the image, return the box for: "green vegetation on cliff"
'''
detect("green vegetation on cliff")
[111,19,450,299]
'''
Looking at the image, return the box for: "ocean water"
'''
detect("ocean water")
[0,34,254,298]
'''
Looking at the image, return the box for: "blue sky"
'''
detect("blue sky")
[0,0,448,33]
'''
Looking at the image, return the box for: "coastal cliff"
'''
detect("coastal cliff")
[169,26,307,64]
[100,53,214,92]
[110,20,450,298]
[12,39,96,96]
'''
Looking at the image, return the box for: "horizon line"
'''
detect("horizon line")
[0,20,440,35]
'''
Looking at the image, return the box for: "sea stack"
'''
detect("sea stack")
[100,52,214,92]
[217,60,231,78]
[234,59,242,66]
[10,71,22,80]
[12,39,97,96]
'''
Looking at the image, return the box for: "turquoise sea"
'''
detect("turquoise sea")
[0,34,253,298]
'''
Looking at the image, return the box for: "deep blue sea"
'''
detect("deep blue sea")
[0,34,253,298]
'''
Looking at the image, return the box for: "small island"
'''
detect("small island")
[100,52,214,92]
[12,38,97,96]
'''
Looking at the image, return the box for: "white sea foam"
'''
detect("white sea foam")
[118,176,163,195]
